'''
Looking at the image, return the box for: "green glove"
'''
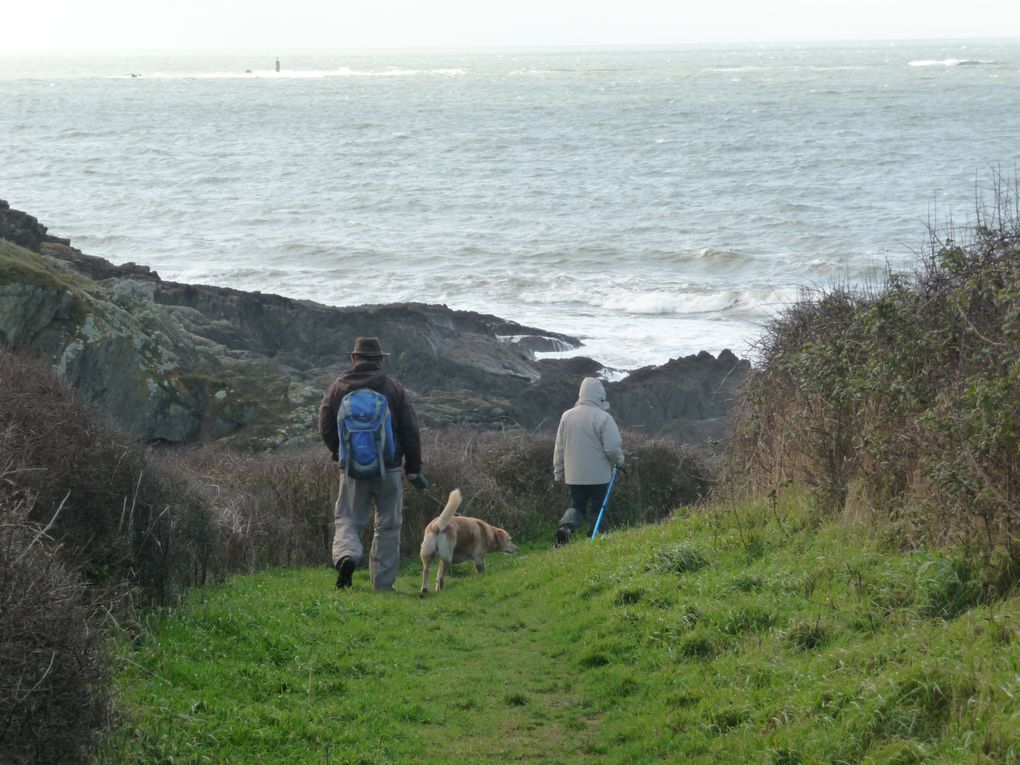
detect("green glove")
[409,473,429,491]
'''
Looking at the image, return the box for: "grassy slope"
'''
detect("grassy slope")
[0,238,74,288]
[106,497,1020,764]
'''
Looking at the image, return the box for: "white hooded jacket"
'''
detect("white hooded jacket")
[553,377,625,485]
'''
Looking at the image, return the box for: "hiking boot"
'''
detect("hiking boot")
[555,526,571,547]
[335,557,356,590]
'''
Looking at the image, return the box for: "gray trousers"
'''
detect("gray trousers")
[331,468,403,590]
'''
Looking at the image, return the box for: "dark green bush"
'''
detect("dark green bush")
[728,174,1020,565]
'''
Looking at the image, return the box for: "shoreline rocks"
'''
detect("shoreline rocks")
[0,200,749,449]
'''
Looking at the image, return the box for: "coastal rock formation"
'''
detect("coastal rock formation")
[0,201,749,448]
[0,200,70,252]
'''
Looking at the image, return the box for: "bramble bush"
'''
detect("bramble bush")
[728,174,1020,572]
[0,497,111,764]
[170,447,337,571]
[0,350,215,604]
[185,427,712,566]
[0,350,219,762]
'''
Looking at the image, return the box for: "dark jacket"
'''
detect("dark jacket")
[318,362,422,475]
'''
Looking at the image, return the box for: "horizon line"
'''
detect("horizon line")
[4,36,1020,56]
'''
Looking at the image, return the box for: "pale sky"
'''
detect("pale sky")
[4,0,1019,52]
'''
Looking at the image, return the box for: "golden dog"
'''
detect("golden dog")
[420,489,517,595]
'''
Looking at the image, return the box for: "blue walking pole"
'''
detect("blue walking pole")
[590,466,620,540]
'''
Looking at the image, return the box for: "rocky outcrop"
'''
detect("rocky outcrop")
[0,200,70,253]
[0,201,749,449]
[607,350,748,445]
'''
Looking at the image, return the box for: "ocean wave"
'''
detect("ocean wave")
[485,275,748,317]
[702,66,771,73]
[56,128,101,138]
[694,248,755,268]
[601,292,706,315]
[596,288,780,317]
[169,266,303,285]
[75,233,133,247]
[637,248,758,271]
[908,58,1000,68]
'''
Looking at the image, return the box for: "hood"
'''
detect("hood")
[576,376,610,410]
[339,362,386,391]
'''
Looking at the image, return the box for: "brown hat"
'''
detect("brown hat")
[350,336,390,357]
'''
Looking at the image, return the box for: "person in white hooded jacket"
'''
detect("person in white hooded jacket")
[552,376,625,545]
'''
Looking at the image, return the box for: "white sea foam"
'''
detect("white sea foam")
[908,59,998,67]
[598,290,735,315]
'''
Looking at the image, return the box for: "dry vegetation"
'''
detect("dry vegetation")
[0,499,111,764]
[175,426,711,568]
[727,175,1020,579]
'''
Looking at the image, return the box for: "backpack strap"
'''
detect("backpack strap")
[377,420,387,478]
[339,397,353,475]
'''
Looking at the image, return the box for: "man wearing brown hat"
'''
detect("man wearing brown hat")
[319,337,426,591]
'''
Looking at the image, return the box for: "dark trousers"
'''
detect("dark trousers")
[558,483,610,536]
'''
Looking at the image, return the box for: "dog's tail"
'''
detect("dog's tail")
[434,488,462,531]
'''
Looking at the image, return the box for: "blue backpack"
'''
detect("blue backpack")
[337,388,397,479]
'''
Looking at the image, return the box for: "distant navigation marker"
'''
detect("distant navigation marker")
[275,57,280,73]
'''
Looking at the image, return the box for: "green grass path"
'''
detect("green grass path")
[107,500,1020,764]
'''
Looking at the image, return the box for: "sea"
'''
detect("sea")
[2,41,1019,372]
